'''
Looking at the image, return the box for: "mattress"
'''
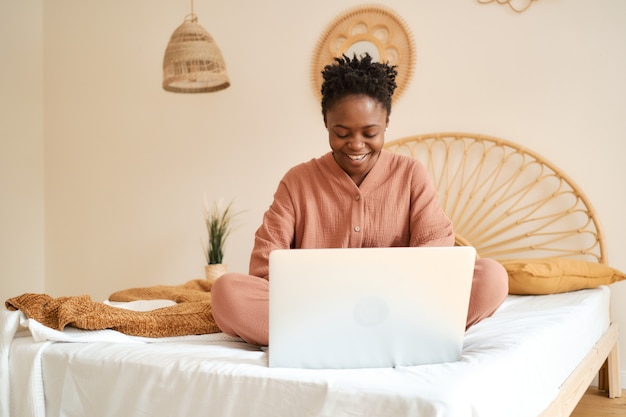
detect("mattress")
[2,287,611,417]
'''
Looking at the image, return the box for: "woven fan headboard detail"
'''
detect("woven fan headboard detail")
[384,133,606,263]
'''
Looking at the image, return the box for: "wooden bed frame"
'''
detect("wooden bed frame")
[384,132,621,416]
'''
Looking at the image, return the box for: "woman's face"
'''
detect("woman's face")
[325,94,389,186]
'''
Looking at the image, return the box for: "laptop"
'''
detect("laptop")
[268,246,476,369]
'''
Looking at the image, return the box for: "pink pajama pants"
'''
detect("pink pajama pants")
[211,258,509,346]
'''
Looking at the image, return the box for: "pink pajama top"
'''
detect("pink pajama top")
[250,150,455,279]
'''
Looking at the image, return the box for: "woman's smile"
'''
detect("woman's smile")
[345,152,370,162]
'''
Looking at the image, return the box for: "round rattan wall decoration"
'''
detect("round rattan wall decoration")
[311,5,416,103]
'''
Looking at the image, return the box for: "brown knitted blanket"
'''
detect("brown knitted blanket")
[4,279,220,338]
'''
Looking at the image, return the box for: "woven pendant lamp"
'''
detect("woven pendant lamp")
[162,3,230,93]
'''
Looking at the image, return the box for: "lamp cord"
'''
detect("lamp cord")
[185,0,197,23]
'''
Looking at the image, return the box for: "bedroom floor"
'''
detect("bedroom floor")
[571,387,625,416]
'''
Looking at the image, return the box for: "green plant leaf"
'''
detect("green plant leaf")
[204,200,240,265]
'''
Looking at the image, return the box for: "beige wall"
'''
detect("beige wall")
[2,0,625,386]
[0,1,45,300]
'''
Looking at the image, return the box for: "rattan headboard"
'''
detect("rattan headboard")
[384,133,606,263]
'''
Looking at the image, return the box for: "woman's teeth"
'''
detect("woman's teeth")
[348,153,368,161]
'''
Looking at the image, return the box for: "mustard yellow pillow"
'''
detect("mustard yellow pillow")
[501,257,626,295]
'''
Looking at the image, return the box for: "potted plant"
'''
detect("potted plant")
[204,199,239,282]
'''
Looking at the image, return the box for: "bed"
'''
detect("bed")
[1,132,622,417]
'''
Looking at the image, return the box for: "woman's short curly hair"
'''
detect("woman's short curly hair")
[320,53,398,117]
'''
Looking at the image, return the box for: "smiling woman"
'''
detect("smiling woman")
[325,95,386,186]
[210,54,508,346]
[320,54,393,186]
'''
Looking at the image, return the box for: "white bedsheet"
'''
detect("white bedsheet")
[1,287,611,417]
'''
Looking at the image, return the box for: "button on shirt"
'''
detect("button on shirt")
[352,193,363,244]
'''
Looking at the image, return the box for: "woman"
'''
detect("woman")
[212,54,508,346]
